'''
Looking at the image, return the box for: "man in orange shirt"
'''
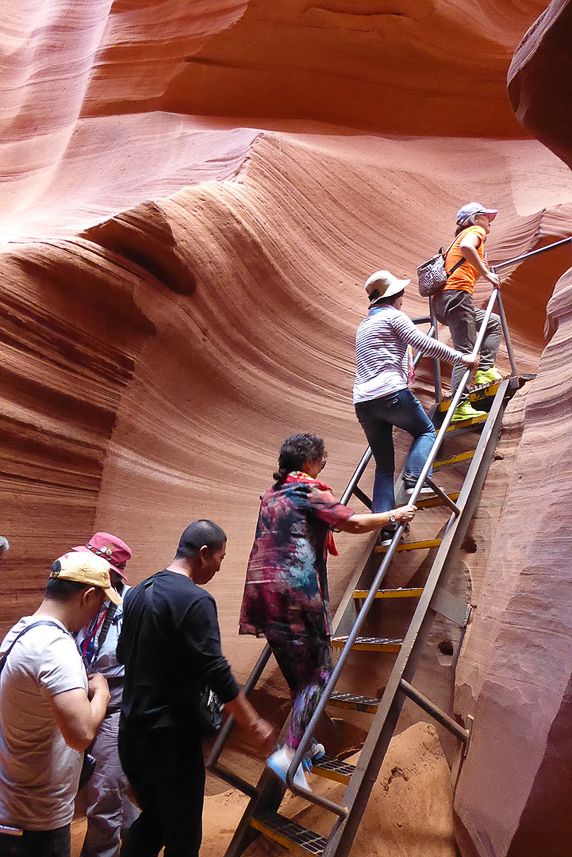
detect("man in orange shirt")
[432,202,502,421]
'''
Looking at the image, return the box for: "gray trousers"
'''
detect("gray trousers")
[432,289,501,402]
[80,711,139,857]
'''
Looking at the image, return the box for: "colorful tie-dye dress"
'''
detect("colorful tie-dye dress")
[239,476,354,639]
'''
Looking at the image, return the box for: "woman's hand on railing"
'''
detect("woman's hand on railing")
[395,504,417,523]
[484,269,500,288]
[461,353,479,369]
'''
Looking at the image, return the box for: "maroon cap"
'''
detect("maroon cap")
[72,532,132,581]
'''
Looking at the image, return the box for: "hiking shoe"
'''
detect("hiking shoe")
[474,366,503,385]
[451,402,487,422]
[379,528,405,547]
[267,746,311,791]
[307,739,325,760]
[303,740,326,772]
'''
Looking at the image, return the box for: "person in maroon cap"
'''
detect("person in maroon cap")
[74,534,138,857]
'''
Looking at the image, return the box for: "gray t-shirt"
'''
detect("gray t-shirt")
[0,616,88,830]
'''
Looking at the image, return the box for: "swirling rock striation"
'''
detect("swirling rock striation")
[508,0,572,170]
[0,2,571,856]
[453,3,572,855]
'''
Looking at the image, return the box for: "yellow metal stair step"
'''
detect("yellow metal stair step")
[438,381,500,412]
[312,755,355,785]
[374,538,442,553]
[331,636,402,652]
[446,414,487,432]
[400,492,460,510]
[353,587,424,600]
[251,811,326,855]
[434,450,475,470]
[328,691,381,713]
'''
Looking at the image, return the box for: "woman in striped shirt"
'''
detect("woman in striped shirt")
[353,270,476,542]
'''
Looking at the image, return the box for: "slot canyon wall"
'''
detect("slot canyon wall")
[1,1,572,855]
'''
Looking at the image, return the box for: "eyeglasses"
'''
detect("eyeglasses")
[319,458,327,471]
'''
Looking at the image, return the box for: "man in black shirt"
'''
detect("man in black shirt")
[117,520,274,857]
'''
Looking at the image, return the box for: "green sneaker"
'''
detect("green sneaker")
[451,402,487,422]
[474,367,503,386]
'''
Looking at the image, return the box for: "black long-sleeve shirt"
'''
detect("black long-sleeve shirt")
[117,569,239,731]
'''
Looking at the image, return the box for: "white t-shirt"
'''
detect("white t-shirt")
[0,616,88,830]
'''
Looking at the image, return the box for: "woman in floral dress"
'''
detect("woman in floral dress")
[239,433,416,789]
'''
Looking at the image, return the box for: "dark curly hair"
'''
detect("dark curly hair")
[369,288,405,306]
[273,433,326,483]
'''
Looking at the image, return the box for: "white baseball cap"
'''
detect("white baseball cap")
[456,202,498,226]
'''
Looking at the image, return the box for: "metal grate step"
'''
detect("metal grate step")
[353,587,423,600]
[434,450,475,470]
[374,538,442,553]
[312,755,355,785]
[331,636,402,652]
[328,691,380,712]
[251,811,327,855]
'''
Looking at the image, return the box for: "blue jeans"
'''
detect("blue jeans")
[0,825,70,857]
[355,388,436,513]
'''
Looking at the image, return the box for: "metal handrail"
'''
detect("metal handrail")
[284,287,504,810]
[208,289,508,805]
[212,238,568,839]
[429,300,442,403]
[490,235,572,272]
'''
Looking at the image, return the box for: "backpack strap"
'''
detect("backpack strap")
[443,236,466,277]
[94,603,118,657]
[0,620,67,674]
[448,256,466,275]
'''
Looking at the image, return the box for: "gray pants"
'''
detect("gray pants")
[432,289,501,402]
[80,711,139,857]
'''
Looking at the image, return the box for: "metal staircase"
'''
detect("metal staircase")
[207,237,571,857]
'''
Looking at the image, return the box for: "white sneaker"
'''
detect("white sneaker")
[308,740,325,760]
[267,746,311,791]
[380,528,406,547]
[303,740,326,771]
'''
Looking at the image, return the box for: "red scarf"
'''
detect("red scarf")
[284,471,340,556]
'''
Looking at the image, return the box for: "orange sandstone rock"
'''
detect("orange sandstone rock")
[231,723,456,857]
[1,2,572,855]
[453,5,572,855]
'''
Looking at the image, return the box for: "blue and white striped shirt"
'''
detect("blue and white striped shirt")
[353,307,463,404]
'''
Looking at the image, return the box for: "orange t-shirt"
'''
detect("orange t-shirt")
[443,225,487,295]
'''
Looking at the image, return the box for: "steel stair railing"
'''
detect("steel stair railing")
[283,288,502,806]
[207,316,439,785]
[214,235,571,856]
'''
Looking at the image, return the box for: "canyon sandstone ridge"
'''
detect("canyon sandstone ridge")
[1,1,572,856]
